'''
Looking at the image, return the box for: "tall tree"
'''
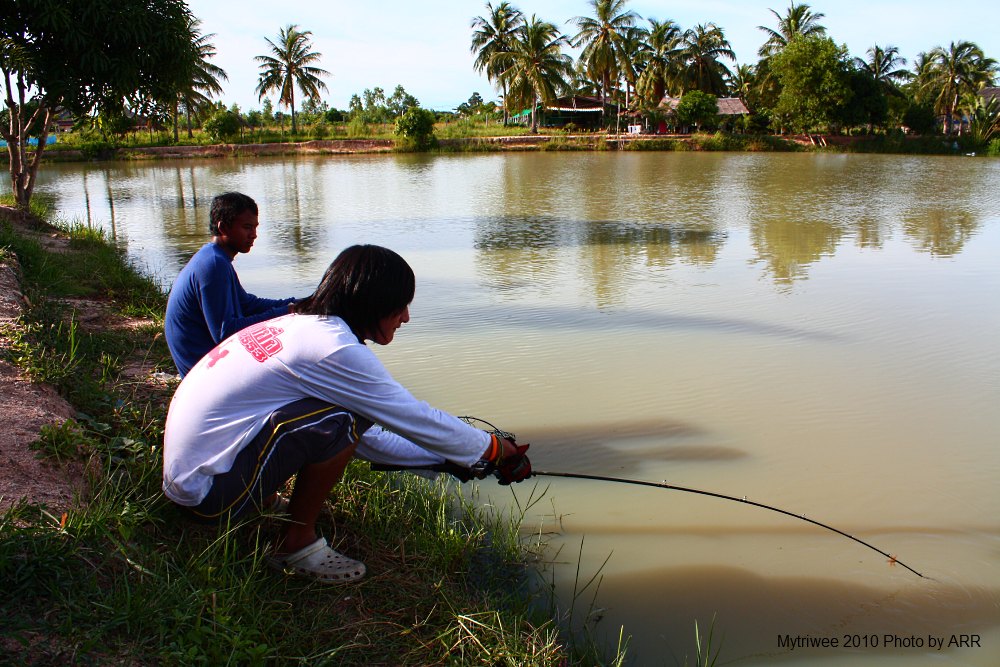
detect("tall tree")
[854,44,909,96]
[679,23,736,96]
[757,2,826,58]
[1,0,196,212]
[176,19,228,141]
[571,0,641,110]
[501,15,573,132]
[635,19,683,105]
[769,35,852,132]
[919,41,997,134]
[255,25,330,134]
[470,2,525,125]
[730,63,756,101]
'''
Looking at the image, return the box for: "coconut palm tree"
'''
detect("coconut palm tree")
[571,0,641,111]
[757,2,826,58]
[500,15,573,132]
[470,2,525,125]
[730,63,756,101]
[853,44,909,99]
[635,18,683,105]
[919,41,997,134]
[255,24,330,134]
[617,24,651,108]
[176,19,228,141]
[680,23,736,96]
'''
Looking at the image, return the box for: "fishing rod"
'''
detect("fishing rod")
[454,416,928,580]
[530,470,925,579]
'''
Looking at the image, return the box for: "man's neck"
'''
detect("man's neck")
[212,236,238,259]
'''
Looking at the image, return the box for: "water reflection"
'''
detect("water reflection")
[595,566,999,665]
[26,153,997,295]
[902,209,979,257]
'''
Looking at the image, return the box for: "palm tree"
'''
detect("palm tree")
[920,41,997,134]
[255,24,330,134]
[757,2,826,58]
[635,19,683,105]
[853,45,909,98]
[680,23,736,96]
[500,15,573,132]
[471,2,525,125]
[730,63,756,101]
[176,19,228,141]
[571,0,641,111]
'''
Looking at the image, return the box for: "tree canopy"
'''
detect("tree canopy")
[1,0,197,210]
[769,35,853,132]
[255,24,330,134]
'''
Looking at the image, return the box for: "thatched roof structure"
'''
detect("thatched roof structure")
[658,96,750,115]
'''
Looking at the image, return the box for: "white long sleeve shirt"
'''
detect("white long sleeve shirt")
[162,313,490,506]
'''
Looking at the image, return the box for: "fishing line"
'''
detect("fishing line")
[457,416,928,579]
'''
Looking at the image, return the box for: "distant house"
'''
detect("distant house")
[653,95,750,133]
[51,108,76,133]
[510,95,619,129]
[657,95,750,117]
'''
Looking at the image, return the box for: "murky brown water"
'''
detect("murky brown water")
[28,151,1000,665]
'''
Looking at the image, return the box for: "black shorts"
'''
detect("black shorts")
[187,398,372,523]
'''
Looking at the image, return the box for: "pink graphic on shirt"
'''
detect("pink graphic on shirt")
[205,347,229,368]
[239,324,284,363]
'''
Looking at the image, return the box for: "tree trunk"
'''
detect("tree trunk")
[501,82,509,126]
[2,93,52,212]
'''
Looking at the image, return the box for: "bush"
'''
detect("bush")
[902,103,938,136]
[394,107,437,151]
[987,138,1000,157]
[312,120,330,139]
[202,110,242,143]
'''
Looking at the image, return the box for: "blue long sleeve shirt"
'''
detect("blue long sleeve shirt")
[165,243,294,376]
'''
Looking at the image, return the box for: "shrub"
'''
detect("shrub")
[202,110,241,143]
[394,107,437,151]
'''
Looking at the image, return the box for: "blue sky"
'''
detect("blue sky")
[185,0,1000,113]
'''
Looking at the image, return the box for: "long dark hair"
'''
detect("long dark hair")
[297,245,415,339]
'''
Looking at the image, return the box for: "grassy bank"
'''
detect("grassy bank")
[0,204,625,665]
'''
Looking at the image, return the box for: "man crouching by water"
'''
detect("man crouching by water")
[162,244,531,583]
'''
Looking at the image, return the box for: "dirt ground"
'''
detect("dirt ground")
[0,211,169,515]
[0,242,85,514]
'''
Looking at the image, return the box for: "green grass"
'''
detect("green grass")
[0,213,626,665]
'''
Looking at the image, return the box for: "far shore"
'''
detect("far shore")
[34,132,877,162]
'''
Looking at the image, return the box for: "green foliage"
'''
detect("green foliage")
[901,101,938,135]
[394,107,438,151]
[770,35,853,132]
[202,109,242,142]
[32,419,98,464]
[538,136,606,151]
[676,91,719,130]
[692,615,723,667]
[255,25,330,134]
[840,69,888,129]
[1,0,197,210]
[964,96,1000,147]
[987,138,1000,157]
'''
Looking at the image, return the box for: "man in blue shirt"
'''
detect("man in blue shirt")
[165,192,298,376]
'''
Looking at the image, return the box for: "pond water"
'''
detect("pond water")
[24,151,1000,665]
